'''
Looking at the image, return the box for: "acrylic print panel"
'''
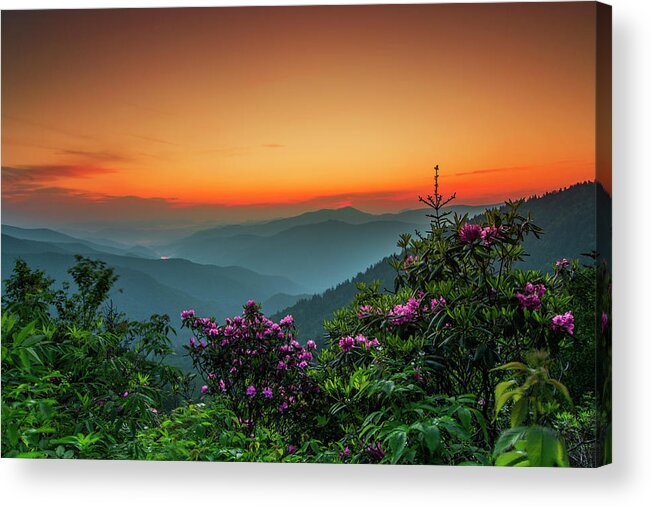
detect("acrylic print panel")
[0,2,611,467]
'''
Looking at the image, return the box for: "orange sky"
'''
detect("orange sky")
[2,3,601,225]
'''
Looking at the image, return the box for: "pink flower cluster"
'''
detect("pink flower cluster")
[388,296,422,325]
[181,302,318,421]
[551,311,575,335]
[480,225,503,246]
[459,223,482,243]
[555,258,570,269]
[515,283,547,311]
[338,334,380,353]
[459,223,503,245]
[387,294,446,326]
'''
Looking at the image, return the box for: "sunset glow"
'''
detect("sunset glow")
[2,3,600,226]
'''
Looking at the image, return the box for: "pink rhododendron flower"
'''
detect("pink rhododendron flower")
[389,296,421,325]
[555,258,570,269]
[481,225,502,246]
[339,336,355,352]
[121,391,129,398]
[459,223,482,243]
[201,385,209,394]
[551,311,575,335]
[306,340,317,350]
[262,387,273,399]
[403,255,419,268]
[515,283,546,311]
[246,385,257,397]
[180,309,195,320]
[279,315,294,327]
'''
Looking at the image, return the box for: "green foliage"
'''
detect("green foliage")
[1,168,607,466]
[1,257,190,459]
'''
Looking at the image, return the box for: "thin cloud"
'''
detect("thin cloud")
[454,165,536,177]
[128,134,180,146]
[2,164,117,186]
[57,149,132,163]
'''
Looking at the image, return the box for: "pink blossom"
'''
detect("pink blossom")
[262,387,273,399]
[551,311,575,335]
[481,225,502,246]
[339,336,355,352]
[201,385,209,394]
[246,385,257,397]
[180,309,195,320]
[515,283,546,311]
[403,255,419,268]
[389,297,421,325]
[555,258,570,269]
[279,315,294,327]
[121,391,129,398]
[459,223,482,243]
[306,340,317,350]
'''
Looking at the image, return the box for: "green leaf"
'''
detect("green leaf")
[495,380,517,401]
[388,431,408,464]
[525,426,568,467]
[492,361,529,372]
[495,450,528,466]
[494,390,517,419]
[548,379,573,406]
[510,397,529,428]
[421,425,441,454]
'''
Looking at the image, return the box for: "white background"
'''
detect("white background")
[0,0,649,505]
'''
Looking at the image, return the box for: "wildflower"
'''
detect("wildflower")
[339,336,355,352]
[279,315,294,327]
[430,297,446,311]
[555,258,570,269]
[263,387,273,399]
[389,296,421,325]
[246,385,257,397]
[481,225,502,246]
[298,361,308,369]
[150,408,158,414]
[459,223,482,243]
[201,385,209,394]
[515,283,546,311]
[551,311,575,335]
[219,379,227,392]
[277,360,288,370]
[403,255,419,268]
[180,309,195,320]
[367,442,385,461]
[306,339,317,350]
